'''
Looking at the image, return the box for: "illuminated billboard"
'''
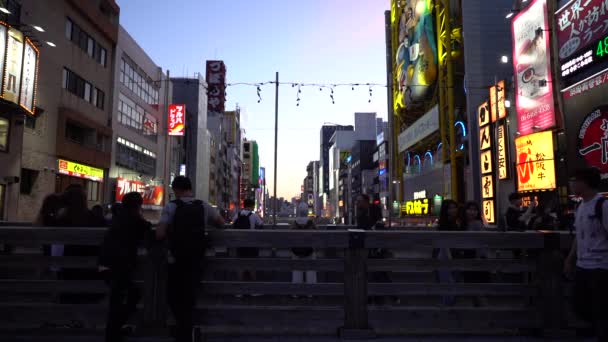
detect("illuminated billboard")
[393,0,438,109]
[578,106,608,175]
[206,60,226,117]
[511,0,555,135]
[58,159,104,182]
[168,104,185,136]
[515,130,556,192]
[115,178,164,210]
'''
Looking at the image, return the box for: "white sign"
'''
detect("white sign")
[413,190,427,200]
[4,28,23,104]
[398,105,439,153]
[376,131,384,146]
[20,39,38,113]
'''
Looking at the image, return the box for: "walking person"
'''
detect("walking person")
[564,168,608,341]
[232,198,263,285]
[291,201,316,296]
[98,192,151,342]
[435,200,461,306]
[156,176,225,342]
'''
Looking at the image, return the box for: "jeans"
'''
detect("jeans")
[168,257,202,342]
[104,269,141,342]
[292,252,317,284]
[572,267,608,341]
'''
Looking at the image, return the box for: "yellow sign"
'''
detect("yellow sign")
[401,199,430,216]
[490,80,506,123]
[480,125,491,150]
[482,175,494,199]
[480,149,493,174]
[515,131,556,192]
[482,200,495,224]
[497,124,508,179]
[58,159,104,182]
[478,101,490,128]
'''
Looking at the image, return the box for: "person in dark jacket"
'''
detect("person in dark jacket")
[99,192,151,342]
[505,192,535,231]
[356,194,381,229]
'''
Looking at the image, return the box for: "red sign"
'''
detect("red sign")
[206,60,226,117]
[512,0,556,135]
[115,178,164,209]
[556,0,608,61]
[563,68,608,99]
[578,106,608,174]
[168,104,185,136]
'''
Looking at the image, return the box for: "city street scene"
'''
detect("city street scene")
[1,0,608,341]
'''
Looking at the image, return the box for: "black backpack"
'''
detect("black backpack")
[233,212,253,229]
[168,199,206,260]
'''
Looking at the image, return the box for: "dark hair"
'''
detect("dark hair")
[573,167,602,189]
[508,192,522,202]
[36,193,63,226]
[462,201,482,224]
[60,184,90,226]
[244,198,255,208]
[438,200,459,230]
[171,176,192,191]
[122,192,143,214]
[111,202,123,217]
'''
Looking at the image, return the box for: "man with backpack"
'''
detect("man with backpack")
[156,176,224,342]
[565,168,608,341]
[232,199,263,285]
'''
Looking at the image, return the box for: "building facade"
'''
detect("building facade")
[319,124,353,216]
[19,0,119,221]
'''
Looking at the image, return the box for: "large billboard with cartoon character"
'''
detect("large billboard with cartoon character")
[393,0,438,111]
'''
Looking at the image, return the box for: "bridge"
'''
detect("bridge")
[0,226,588,341]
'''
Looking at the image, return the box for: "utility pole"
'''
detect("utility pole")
[273,72,279,227]
[163,70,171,206]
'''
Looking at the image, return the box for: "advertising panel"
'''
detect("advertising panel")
[489,80,507,122]
[480,125,492,150]
[3,27,23,104]
[515,130,556,192]
[478,101,490,127]
[398,105,439,152]
[401,198,430,216]
[512,0,556,135]
[556,0,608,62]
[115,178,164,209]
[206,60,226,117]
[394,0,438,109]
[563,68,608,99]
[482,200,496,224]
[58,159,104,182]
[20,38,38,113]
[168,104,185,136]
[497,124,509,179]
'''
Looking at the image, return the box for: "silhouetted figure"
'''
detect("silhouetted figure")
[505,192,535,231]
[355,194,381,230]
[91,204,106,227]
[99,192,151,342]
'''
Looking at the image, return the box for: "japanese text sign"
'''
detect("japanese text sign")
[482,175,494,199]
[490,80,507,122]
[478,101,490,128]
[206,60,226,117]
[578,106,608,174]
[401,198,430,216]
[481,149,493,174]
[497,124,509,179]
[564,68,608,98]
[115,178,164,209]
[58,159,104,182]
[556,0,608,61]
[480,125,492,150]
[168,104,185,136]
[515,130,556,192]
[512,0,556,135]
[482,200,496,224]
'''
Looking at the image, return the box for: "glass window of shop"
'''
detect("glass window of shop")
[0,117,8,152]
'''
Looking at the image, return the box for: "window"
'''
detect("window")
[64,69,104,109]
[65,121,86,145]
[65,18,73,40]
[84,82,91,102]
[87,181,99,201]
[24,115,36,129]
[120,56,160,105]
[20,168,38,194]
[95,88,104,109]
[116,137,157,175]
[65,17,107,67]
[0,117,9,152]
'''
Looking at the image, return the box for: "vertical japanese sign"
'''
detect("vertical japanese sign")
[20,38,38,114]
[556,0,608,61]
[168,104,185,136]
[578,106,608,175]
[478,100,496,224]
[515,130,556,192]
[497,124,509,179]
[206,60,226,117]
[512,0,556,135]
[490,80,507,122]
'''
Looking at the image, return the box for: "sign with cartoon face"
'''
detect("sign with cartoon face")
[578,106,608,174]
[515,130,556,192]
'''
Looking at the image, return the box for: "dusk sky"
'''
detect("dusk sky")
[117,0,390,199]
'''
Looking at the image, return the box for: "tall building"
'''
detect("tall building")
[242,140,259,202]
[319,124,353,215]
[170,75,210,202]
[354,112,377,140]
[108,25,169,220]
[18,0,120,221]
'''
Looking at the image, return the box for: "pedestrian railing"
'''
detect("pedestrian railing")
[0,226,580,339]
